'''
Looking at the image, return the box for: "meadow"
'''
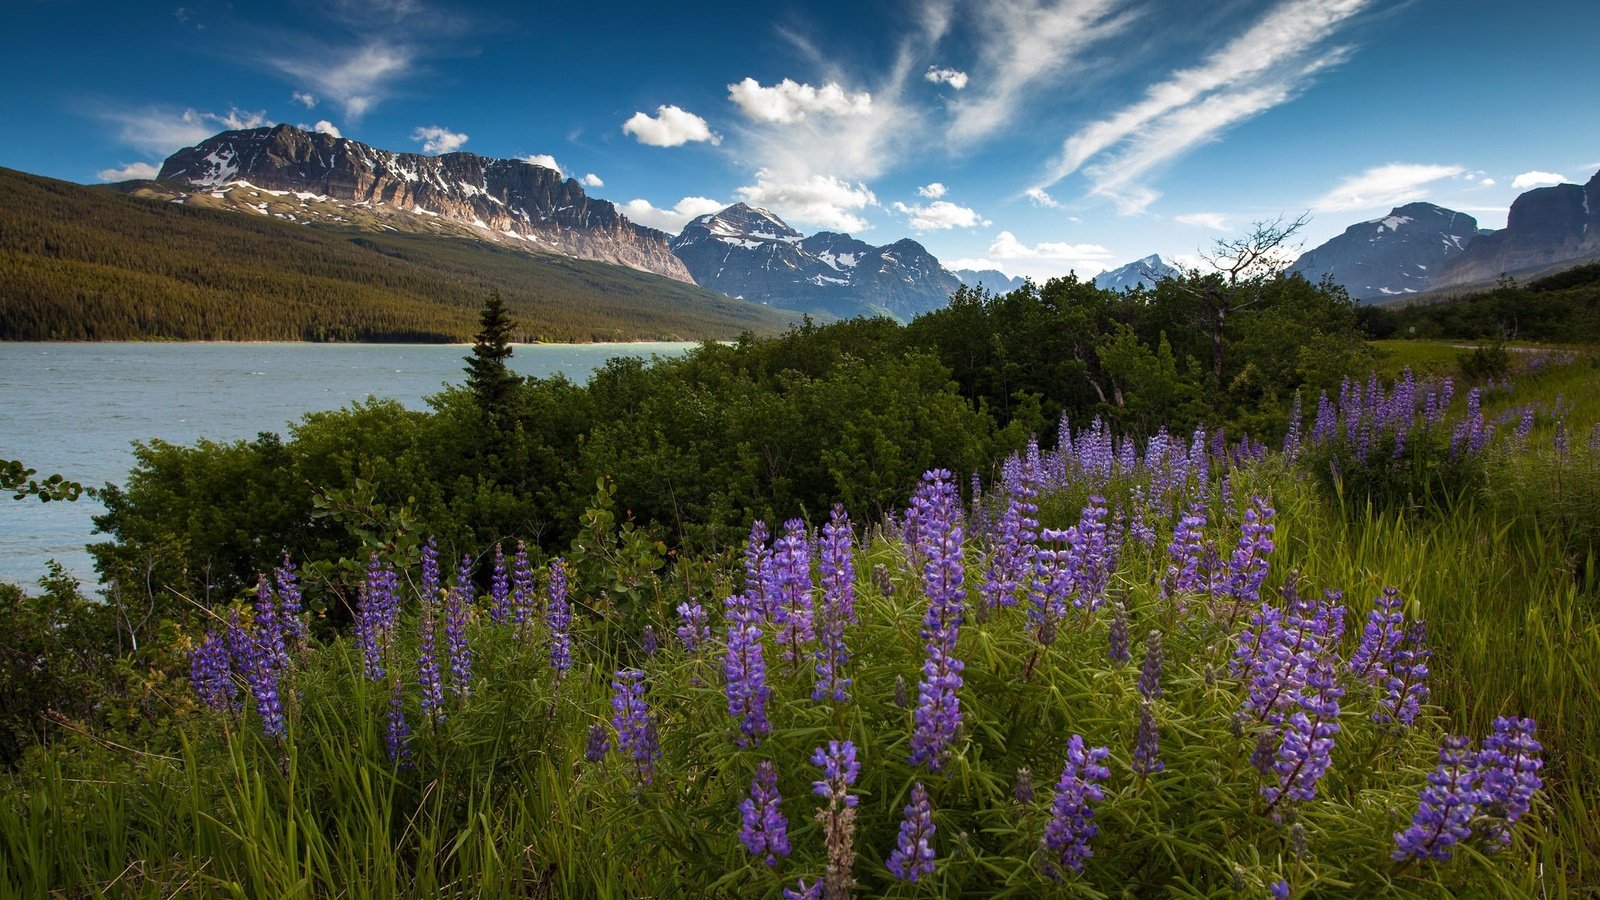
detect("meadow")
[3,343,1595,897]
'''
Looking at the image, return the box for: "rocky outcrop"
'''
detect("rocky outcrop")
[159,124,694,282]
[668,204,961,320]
[1433,171,1600,288]
[1291,202,1479,302]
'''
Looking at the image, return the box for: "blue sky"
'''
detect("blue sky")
[4,0,1598,279]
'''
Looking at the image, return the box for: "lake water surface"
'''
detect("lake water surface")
[0,342,696,588]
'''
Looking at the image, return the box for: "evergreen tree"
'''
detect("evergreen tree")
[464,292,520,414]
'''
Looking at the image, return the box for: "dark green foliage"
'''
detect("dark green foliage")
[464,292,521,415]
[1,459,82,502]
[1304,426,1483,519]
[1364,263,1600,343]
[1458,342,1511,380]
[0,167,795,342]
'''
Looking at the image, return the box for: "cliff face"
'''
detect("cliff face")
[1434,171,1600,288]
[1291,203,1480,302]
[159,124,694,282]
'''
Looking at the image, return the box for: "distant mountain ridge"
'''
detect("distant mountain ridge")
[668,203,962,321]
[1290,202,1481,301]
[1094,254,1180,292]
[159,124,694,282]
[953,269,1028,294]
[1433,170,1600,289]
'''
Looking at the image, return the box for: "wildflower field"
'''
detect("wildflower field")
[4,349,1599,898]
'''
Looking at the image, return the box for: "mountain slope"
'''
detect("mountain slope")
[1094,255,1180,292]
[0,167,796,342]
[159,124,693,282]
[668,204,961,321]
[1433,170,1600,288]
[1290,202,1480,302]
[953,269,1027,294]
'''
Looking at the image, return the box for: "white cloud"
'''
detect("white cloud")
[268,41,414,121]
[96,162,160,182]
[1025,187,1062,208]
[1175,212,1229,230]
[1040,0,1373,210]
[949,230,1117,280]
[581,172,604,188]
[948,0,1140,143]
[734,169,877,232]
[728,77,873,124]
[1480,177,1496,186]
[892,199,988,230]
[917,182,947,199]
[1310,163,1465,212]
[620,196,727,233]
[103,106,271,155]
[924,66,969,89]
[518,153,563,174]
[988,231,1114,262]
[1511,170,1567,190]
[411,125,468,155]
[312,120,342,138]
[292,91,317,108]
[622,105,720,147]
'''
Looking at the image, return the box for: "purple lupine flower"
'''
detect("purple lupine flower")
[234,617,285,740]
[1283,392,1304,459]
[812,740,860,900]
[1219,498,1275,615]
[421,538,442,606]
[910,643,965,771]
[1107,599,1130,666]
[1067,497,1112,613]
[1132,700,1163,777]
[1378,622,1430,727]
[743,520,772,620]
[814,505,855,702]
[724,586,771,746]
[610,668,660,784]
[914,470,966,651]
[1161,499,1207,599]
[417,579,444,725]
[1041,734,1111,879]
[1269,879,1290,899]
[1029,539,1071,641]
[675,600,710,654]
[641,624,660,656]
[584,722,611,762]
[445,556,474,698]
[1234,581,1343,728]
[385,679,412,766]
[511,541,536,630]
[190,630,236,712]
[488,543,512,625]
[1394,735,1482,861]
[1514,407,1535,444]
[1311,392,1337,444]
[739,759,791,867]
[356,553,397,681]
[1263,659,1343,810]
[1347,587,1404,683]
[983,457,1039,609]
[886,782,937,883]
[783,878,823,900]
[1478,716,1543,846]
[1013,767,1035,804]
[546,557,572,675]
[772,518,816,664]
[274,554,307,647]
[1138,630,1164,700]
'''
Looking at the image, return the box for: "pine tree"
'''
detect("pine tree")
[464,292,520,415]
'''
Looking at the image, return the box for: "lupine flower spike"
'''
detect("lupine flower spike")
[886,782,937,883]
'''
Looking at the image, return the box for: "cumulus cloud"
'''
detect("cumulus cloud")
[268,40,415,120]
[947,230,1116,280]
[312,120,342,138]
[412,125,468,154]
[1039,0,1373,212]
[1175,212,1229,230]
[1480,177,1496,186]
[622,105,720,147]
[988,231,1114,262]
[892,199,989,230]
[292,91,317,108]
[1310,163,1464,212]
[103,106,271,155]
[917,182,947,199]
[518,153,563,174]
[1025,187,1062,208]
[1511,170,1567,190]
[924,66,969,89]
[96,162,161,182]
[619,196,728,233]
[728,77,873,124]
[581,173,604,188]
[734,169,877,232]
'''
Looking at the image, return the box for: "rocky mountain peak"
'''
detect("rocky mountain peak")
[1291,203,1479,301]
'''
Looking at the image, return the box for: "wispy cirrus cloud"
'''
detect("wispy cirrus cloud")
[1310,163,1465,212]
[1175,212,1230,230]
[1039,0,1375,213]
[96,161,161,181]
[101,106,270,155]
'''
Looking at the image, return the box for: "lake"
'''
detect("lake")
[0,342,697,588]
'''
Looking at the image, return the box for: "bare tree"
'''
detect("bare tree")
[1179,212,1311,381]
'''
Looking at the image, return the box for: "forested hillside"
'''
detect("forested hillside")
[0,168,796,342]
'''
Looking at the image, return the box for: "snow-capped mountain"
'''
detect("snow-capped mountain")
[953,269,1027,294]
[668,204,962,320]
[1290,203,1481,302]
[1093,254,1180,292]
[1432,169,1600,289]
[158,124,693,282]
